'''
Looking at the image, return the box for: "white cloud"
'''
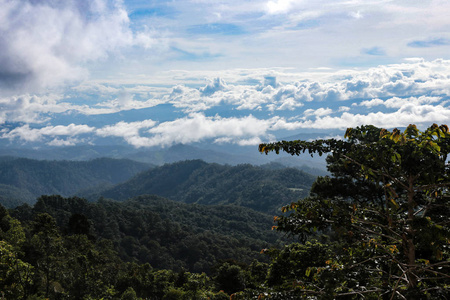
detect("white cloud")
[47,137,83,147]
[349,10,364,19]
[360,98,384,107]
[200,78,228,96]
[92,114,277,147]
[72,83,121,95]
[96,119,157,139]
[0,0,133,94]
[304,107,333,118]
[266,0,297,14]
[95,119,158,148]
[134,28,158,49]
[236,137,263,146]
[2,0,450,151]
[1,124,95,142]
[269,104,450,130]
[145,113,272,147]
[360,96,441,108]
[0,93,83,123]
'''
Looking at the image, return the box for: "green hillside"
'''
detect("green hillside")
[0,157,151,207]
[96,160,317,214]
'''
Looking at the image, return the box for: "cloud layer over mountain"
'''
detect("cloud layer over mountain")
[2,59,450,147]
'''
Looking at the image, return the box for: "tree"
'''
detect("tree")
[28,213,64,298]
[265,241,332,288]
[214,262,246,295]
[121,287,139,300]
[62,235,121,299]
[259,124,450,298]
[0,241,34,299]
[0,207,33,299]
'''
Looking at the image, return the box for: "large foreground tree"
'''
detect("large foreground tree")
[259,124,450,299]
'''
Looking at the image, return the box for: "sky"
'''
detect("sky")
[1,0,450,148]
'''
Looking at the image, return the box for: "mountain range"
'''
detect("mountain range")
[0,133,330,171]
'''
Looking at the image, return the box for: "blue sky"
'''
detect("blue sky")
[1,0,450,148]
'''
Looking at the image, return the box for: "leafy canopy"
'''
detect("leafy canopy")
[259,124,450,299]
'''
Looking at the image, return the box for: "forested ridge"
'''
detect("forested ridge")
[0,157,151,207]
[90,160,315,214]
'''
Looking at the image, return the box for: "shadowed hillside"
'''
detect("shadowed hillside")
[91,160,317,214]
[0,157,152,207]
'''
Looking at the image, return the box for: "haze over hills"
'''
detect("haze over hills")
[0,134,329,172]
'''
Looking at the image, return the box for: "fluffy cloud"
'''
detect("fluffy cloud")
[200,78,228,96]
[0,0,132,94]
[95,119,157,147]
[270,103,450,130]
[266,0,296,14]
[303,107,333,118]
[97,119,156,137]
[1,124,95,143]
[47,137,84,147]
[155,59,450,114]
[90,114,276,147]
[0,94,75,123]
[360,96,441,109]
[145,113,273,147]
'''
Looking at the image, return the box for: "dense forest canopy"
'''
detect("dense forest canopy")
[12,195,284,272]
